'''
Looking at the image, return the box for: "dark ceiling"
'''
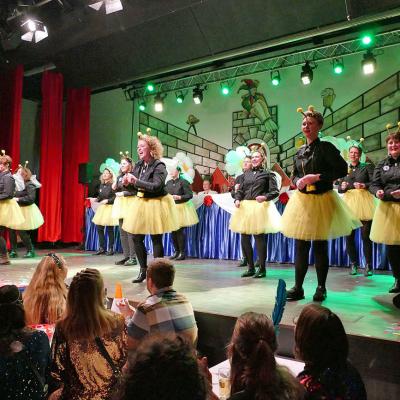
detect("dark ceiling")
[1,0,400,100]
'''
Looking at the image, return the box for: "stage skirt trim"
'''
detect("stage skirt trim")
[229,199,282,235]
[370,201,400,245]
[111,196,135,220]
[92,204,119,227]
[0,199,25,229]
[281,190,361,241]
[122,194,180,235]
[175,201,199,228]
[342,189,376,221]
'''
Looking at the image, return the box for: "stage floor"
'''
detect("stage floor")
[1,248,399,343]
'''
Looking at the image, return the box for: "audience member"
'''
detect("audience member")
[228,312,304,400]
[117,334,208,400]
[198,179,217,195]
[294,304,367,400]
[0,285,51,400]
[49,268,127,400]
[119,258,197,350]
[23,253,68,325]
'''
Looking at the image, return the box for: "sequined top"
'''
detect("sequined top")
[0,329,51,400]
[50,314,127,400]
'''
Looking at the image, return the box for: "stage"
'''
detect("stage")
[1,249,400,399]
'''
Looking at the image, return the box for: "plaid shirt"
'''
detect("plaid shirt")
[127,287,197,341]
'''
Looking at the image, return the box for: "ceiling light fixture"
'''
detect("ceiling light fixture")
[332,58,344,75]
[270,70,281,86]
[20,19,48,43]
[154,93,166,112]
[193,86,204,104]
[300,61,314,85]
[138,99,146,111]
[362,50,376,75]
[89,0,123,15]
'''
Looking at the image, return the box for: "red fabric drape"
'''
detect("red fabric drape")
[61,88,91,243]
[38,71,64,243]
[0,65,23,168]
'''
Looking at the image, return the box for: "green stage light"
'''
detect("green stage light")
[361,34,373,46]
[220,84,230,96]
[138,99,146,111]
[333,59,344,75]
[270,70,281,86]
[176,92,184,103]
[146,83,155,92]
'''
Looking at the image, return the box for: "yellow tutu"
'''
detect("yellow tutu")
[281,190,361,241]
[370,201,400,245]
[15,204,44,230]
[122,194,180,235]
[111,196,135,220]
[0,199,25,229]
[229,200,282,234]
[175,201,199,228]
[92,204,118,226]
[342,189,376,221]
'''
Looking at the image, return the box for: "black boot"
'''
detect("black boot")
[169,251,179,260]
[94,248,106,256]
[286,286,304,301]
[253,267,266,278]
[364,264,373,277]
[124,258,138,266]
[237,257,247,267]
[241,268,255,277]
[106,250,114,256]
[115,257,129,265]
[175,252,186,261]
[132,268,147,283]
[349,263,358,275]
[9,250,18,258]
[389,279,400,293]
[313,286,327,302]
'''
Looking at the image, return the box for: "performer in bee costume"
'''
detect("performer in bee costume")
[229,144,281,278]
[369,123,400,294]
[281,107,361,302]
[166,165,199,261]
[9,162,44,258]
[112,153,137,266]
[338,141,375,276]
[123,129,179,283]
[0,151,25,265]
[92,167,118,256]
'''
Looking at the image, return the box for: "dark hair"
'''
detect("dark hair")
[295,304,348,370]
[147,258,175,289]
[349,145,362,155]
[0,302,27,356]
[228,312,303,400]
[118,334,207,400]
[386,131,400,143]
[304,111,324,127]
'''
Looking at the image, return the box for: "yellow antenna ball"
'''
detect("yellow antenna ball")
[296,107,303,113]
[346,136,351,140]
[25,160,29,164]
[386,124,393,130]
[119,151,123,155]
[137,131,143,138]
[308,105,315,112]
[125,151,129,155]
[1,149,5,155]
[146,128,151,133]
[359,138,365,142]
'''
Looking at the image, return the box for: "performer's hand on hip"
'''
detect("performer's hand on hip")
[376,190,384,199]
[256,195,267,203]
[390,189,400,199]
[234,200,240,208]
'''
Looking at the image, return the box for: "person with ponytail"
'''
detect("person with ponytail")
[228,312,304,400]
[49,268,127,400]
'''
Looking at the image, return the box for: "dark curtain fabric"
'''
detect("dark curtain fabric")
[0,65,23,168]
[37,71,64,243]
[61,88,91,242]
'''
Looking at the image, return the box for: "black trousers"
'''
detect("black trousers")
[295,240,329,289]
[346,221,372,266]
[119,219,135,258]
[0,226,7,256]
[171,228,185,254]
[9,229,33,252]
[96,225,115,251]
[241,234,266,270]
[387,245,400,279]
[133,234,164,269]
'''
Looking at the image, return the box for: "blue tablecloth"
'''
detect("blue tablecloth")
[85,202,389,270]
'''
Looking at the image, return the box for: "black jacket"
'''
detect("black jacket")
[231,173,245,199]
[15,181,36,206]
[115,173,135,197]
[165,178,193,204]
[292,138,347,194]
[96,182,115,204]
[338,162,374,193]
[235,168,279,202]
[369,155,400,202]
[131,159,168,198]
[0,171,15,200]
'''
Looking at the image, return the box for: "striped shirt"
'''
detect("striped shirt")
[127,287,197,343]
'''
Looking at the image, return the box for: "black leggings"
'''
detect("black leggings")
[0,226,7,256]
[133,234,164,269]
[295,240,329,288]
[346,221,372,265]
[9,229,33,251]
[241,234,266,270]
[96,225,115,251]
[171,228,185,254]
[387,245,400,279]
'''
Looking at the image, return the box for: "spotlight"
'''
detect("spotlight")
[301,61,314,85]
[175,92,185,104]
[220,82,230,96]
[361,33,374,46]
[146,82,155,92]
[154,94,165,112]
[332,58,344,75]
[89,0,123,14]
[138,99,146,111]
[362,50,376,75]
[21,19,48,43]
[270,70,281,86]
[193,86,204,104]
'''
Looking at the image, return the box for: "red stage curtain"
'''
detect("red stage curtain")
[38,71,64,243]
[0,65,23,169]
[61,88,91,243]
